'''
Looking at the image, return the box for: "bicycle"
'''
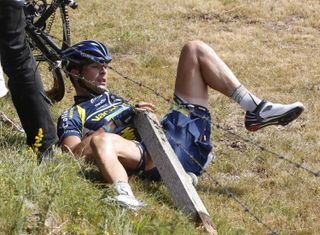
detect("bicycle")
[24,0,78,103]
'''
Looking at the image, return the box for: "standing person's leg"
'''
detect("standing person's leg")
[174,40,304,131]
[0,3,58,154]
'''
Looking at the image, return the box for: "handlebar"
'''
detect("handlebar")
[26,0,78,29]
[67,0,78,9]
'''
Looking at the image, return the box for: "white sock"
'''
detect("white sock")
[113,181,134,197]
[230,85,261,112]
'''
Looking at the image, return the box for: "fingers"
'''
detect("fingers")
[135,102,155,112]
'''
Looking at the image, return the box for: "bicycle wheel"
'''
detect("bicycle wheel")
[25,0,72,102]
[36,62,65,103]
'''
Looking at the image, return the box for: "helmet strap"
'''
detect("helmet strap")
[77,75,106,96]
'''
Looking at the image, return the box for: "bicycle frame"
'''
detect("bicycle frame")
[24,0,78,102]
[25,0,77,62]
[26,23,61,63]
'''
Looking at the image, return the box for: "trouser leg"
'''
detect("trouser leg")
[0,3,58,151]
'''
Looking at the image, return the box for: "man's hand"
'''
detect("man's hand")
[135,102,155,112]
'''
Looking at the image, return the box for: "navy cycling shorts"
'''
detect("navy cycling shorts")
[142,96,214,179]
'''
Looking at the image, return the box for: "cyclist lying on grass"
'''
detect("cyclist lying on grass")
[58,40,304,210]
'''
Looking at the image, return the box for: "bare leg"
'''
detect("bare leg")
[174,40,241,107]
[174,40,304,131]
[70,131,146,209]
[89,132,142,183]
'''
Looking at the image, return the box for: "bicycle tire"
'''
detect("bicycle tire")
[26,1,72,102]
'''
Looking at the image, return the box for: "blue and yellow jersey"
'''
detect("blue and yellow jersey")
[57,92,139,143]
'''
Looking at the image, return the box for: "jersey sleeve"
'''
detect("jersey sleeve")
[57,106,84,144]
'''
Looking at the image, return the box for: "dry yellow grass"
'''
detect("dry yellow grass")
[71,1,320,234]
[0,0,319,234]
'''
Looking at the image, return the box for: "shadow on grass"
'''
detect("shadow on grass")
[78,167,105,187]
[139,176,174,206]
[76,162,174,208]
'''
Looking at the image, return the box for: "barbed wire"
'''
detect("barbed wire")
[108,64,318,230]
[163,129,279,235]
[28,22,318,234]
[108,65,319,178]
[104,60,318,235]
[51,55,281,232]
[214,122,320,177]
[108,66,171,103]
[94,65,290,234]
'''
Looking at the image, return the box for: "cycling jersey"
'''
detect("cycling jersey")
[57,91,139,142]
[58,92,214,177]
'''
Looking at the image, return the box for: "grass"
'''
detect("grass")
[1,0,319,234]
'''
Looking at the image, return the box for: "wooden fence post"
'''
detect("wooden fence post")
[134,111,217,235]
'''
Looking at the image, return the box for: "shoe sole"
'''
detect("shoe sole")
[246,106,304,131]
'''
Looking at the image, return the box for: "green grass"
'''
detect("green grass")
[1,0,319,234]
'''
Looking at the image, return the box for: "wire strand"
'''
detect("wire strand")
[28,22,318,234]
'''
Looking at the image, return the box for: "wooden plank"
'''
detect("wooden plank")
[134,111,217,235]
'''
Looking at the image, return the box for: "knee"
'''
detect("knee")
[183,40,206,53]
[182,40,215,61]
[90,132,115,156]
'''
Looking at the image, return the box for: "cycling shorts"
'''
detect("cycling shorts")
[162,95,213,175]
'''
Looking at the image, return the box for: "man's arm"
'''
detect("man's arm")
[135,102,155,112]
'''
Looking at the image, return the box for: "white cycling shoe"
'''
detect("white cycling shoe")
[245,100,304,131]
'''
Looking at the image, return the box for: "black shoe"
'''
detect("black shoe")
[245,100,304,131]
[37,147,55,165]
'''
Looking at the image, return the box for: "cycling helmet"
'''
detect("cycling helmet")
[62,40,112,71]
